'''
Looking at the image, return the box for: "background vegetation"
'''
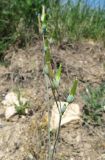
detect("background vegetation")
[0,0,49,60]
[0,0,105,60]
[82,83,105,125]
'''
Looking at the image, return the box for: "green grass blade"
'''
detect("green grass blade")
[55,63,62,82]
[70,79,78,96]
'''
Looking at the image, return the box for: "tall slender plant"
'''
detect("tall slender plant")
[39,6,78,160]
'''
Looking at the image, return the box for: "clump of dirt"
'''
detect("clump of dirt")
[0,41,105,160]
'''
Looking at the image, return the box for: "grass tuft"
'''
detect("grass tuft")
[82,82,105,125]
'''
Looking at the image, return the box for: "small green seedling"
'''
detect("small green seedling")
[15,101,29,115]
[15,89,29,115]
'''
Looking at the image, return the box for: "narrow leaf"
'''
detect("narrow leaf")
[55,64,62,82]
[70,79,78,96]
[44,40,51,64]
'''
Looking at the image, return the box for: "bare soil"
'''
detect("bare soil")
[0,41,105,160]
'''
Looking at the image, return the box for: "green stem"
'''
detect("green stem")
[52,88,61,114]
[49,78,61,114]
[56,89,62,111]
[51,114,62,160]
[42,32,52,160]
[46,75,51,160]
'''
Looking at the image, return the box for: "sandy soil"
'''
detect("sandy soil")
[0,41,105,160]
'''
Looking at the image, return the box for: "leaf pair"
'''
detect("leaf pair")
[44,61,62,89]
[52,64,62,89]
[44,40,62,88]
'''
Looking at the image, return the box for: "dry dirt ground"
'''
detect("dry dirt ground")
[0,41,105,160]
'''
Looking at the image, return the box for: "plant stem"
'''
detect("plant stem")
[42,31,52,160]
[51,114,62,160]
[43,59,52,160]
[56,89,62,111]
[51,88,60,114]
[46,75,51,160]
[49,80,62,160]
[48,78,60,114]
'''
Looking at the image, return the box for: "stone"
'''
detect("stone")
[50,101,81,130]
[0,151,4,159]
[2,91,28,120]
[2,91,27,107]
[5,106,17,120]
